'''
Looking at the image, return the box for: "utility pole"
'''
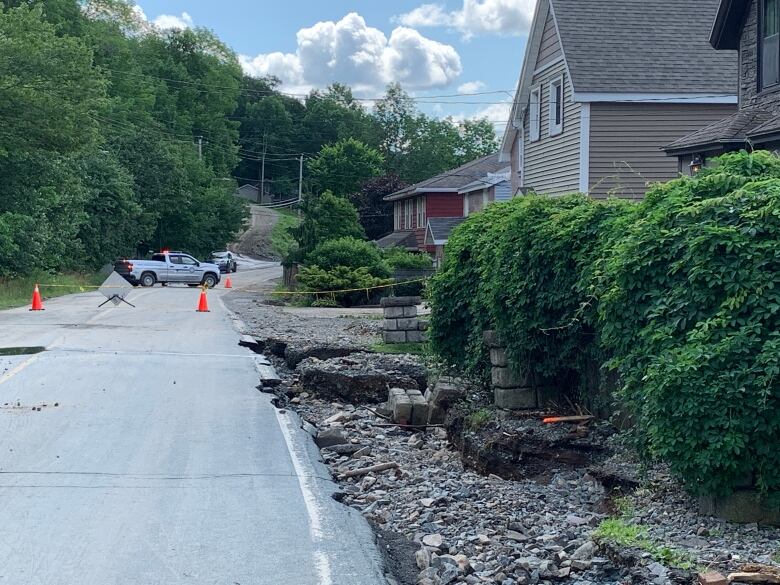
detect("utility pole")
[298,154,304,219]
[197,136,203,161]
[259,133,267,204]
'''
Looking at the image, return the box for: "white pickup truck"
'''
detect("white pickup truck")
[114,251,221,288]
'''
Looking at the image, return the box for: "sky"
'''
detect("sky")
[132,0,534,129]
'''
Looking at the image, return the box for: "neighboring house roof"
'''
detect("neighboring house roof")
[710,0,750,50]
[500,0,738,160]
[458,168,511,194]
[664,108,779,154]
[375,231,418,250]
[425,217,466,246]
[384,154,504,201]
[553,0,737,95]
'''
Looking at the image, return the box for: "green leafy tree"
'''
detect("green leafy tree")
[290,191,365,260]
[308,138,384,197]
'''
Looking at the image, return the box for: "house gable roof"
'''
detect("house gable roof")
[375,230,418,250]
[710,0,750,50]
[384,153,504,201]
[425,217,466,246]
[553,0,738,95]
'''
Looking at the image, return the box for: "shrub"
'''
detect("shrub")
[383,246,433,270]
[296,265,392,306]
[600,151,780,497]
[306,237,390,277]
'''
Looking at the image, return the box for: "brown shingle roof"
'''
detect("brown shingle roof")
[384,154,504,202]
[664,108,778,153]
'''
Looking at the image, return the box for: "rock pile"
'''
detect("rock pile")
[295,396,780,585]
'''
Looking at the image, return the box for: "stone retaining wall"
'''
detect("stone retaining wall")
[381,296,427,344]
[484,330,563,410]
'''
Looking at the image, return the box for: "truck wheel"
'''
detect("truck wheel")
[232,264,237,273]
[202,273,218,289]
[140,272,156,287]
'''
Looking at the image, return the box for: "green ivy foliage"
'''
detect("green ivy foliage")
[428,194,633,387]
[600,150,780,497]
[429,150,780,498]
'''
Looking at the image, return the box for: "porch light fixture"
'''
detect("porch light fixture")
[689,155,704,175]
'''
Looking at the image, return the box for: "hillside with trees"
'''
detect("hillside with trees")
[0,0,497,278]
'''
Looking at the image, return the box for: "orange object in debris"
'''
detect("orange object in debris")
[30,284,44,311]
[196,288,210,312]
[543,415,594,424]
[224,275,232,289]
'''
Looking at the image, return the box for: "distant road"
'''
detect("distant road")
[0,266,387,585]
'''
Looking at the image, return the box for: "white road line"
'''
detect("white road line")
[274,408,333,585]
[0,354,39,386]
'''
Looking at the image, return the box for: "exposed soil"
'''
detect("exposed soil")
[232,205,280,259]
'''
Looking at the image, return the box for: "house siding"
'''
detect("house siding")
[536,8,562,68]
[523,60,582,195]
[425,192,463,217]
[589,102,737,198]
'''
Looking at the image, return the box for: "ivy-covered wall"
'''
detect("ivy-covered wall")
[428,150,780,498]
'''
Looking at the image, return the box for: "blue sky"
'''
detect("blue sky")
[133,0,534,126]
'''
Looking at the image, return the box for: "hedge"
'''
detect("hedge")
[429,150,780,498]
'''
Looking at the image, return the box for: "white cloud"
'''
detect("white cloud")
[457,80,486,94]
[398,0,536,38]
[152,12,193,30]
[239,12,462,93]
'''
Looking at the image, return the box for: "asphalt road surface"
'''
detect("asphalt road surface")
[0,263,387,585]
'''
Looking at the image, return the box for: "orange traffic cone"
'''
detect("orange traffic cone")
[196,287,210,312]
[224,275,232,289]
[30,284,44,311]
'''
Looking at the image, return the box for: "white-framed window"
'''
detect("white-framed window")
[548,75,564,136]
[394,202,401,230]
[529,86,541,142]
[416,196,426,228]
[404,199,413,229]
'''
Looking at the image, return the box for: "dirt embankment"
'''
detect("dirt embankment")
[232,205,280,259]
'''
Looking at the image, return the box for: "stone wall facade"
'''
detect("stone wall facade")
[740,0,780,111]
[381,296,427,344]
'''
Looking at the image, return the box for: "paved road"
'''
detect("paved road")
[0,265,387,585]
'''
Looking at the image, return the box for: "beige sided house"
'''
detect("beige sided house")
[500,0,739,199]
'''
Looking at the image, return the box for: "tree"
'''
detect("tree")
[308,139,384,197]
[351,175,406,240]
[457,119,499,164]
[290,191,365,260]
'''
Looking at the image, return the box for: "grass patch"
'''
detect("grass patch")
[370,342,428,355]
[772,549,780,564]
[0,273,104,310]
[594,518,694,570]
[466,408,493,430]
[271,208,301,259]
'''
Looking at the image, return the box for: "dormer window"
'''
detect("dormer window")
[762,0,780,89]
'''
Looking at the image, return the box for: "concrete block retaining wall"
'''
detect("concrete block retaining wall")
[381,296,427,344]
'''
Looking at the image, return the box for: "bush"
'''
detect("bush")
[600,150,780,497]
[296,265,392,306]
[428,194,633,388]
[306,237,390,277]
[429,150,780,499]
[383,246,433,270]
